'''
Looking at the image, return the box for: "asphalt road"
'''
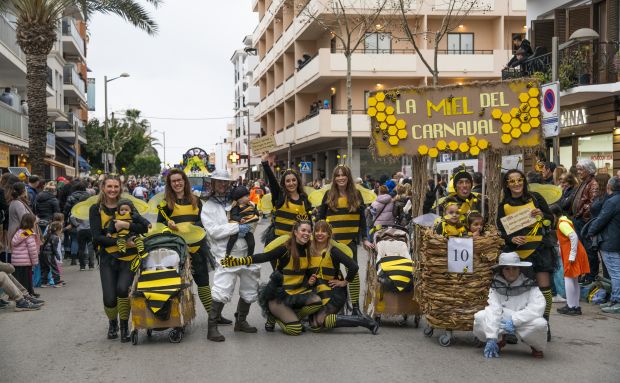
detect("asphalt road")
[1,220,618,383]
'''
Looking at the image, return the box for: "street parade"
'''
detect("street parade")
[1,1,619,382]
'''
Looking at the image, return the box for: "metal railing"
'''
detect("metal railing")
[61,17,85,57]
[436,49,494,55]
[63,65,86,96]
[0,101,28,140]
[330,48,493,55]
[0,15,25,63]
[56,112,86,137]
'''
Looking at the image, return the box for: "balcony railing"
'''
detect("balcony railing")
[62,17,85,57]
[56,112,86,137]
[502,41,619,90]
[0,101,28,140]
[46,131,55,149]
[0,15,25,63]
[63,65,86,96]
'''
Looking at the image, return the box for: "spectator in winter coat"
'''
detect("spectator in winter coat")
[34,181,60,223]
[369,185,395,228]
[11,214,40,296]
[26,175,40,208]
[7,182,39,245]
[63,181,90,265]
[588,177,620,314]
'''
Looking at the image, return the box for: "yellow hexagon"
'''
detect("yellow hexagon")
[468,136,478,146]
[528,98,539,108]
[510,118,521,128]
[376,112,386,122]
[501,123,512,133]
[437,140,447,150]
[379,122,388,131]
[491,108,503,119]
[448,141,459,151]
[395,119,406,130]
[368,97,377,107]
[386,115,397,125]
[387,125,398,136]
[418,145,429,155]
[385,106,395,115]
[530,118,540,128]
[518,93,530,103]
[519,103,530,113]
[388,136,399,146]
[511,128,522,138]
[510,107,520,118]
[519,113,530,123]
[428,147,439,158]
[376,102,386,112]
[375,92,386,102]
[500,113,512,124]
[521,123,531,133]
[459,142,470,153]
[529,108,540,118]
[368,107,377,117]
[397,129,408,139]
[470,146,480,156]
[528,87,540,98]
[478,139,489,149]
[501,134,512,144]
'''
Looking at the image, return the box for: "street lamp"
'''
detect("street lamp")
[104,72,130,173]
[151,129,167,167]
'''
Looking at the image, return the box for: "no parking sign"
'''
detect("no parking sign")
[542,82,560,137]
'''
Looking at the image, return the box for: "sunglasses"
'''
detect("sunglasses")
[507,177,524,186]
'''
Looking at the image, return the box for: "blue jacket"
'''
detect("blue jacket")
[588,192,620,252]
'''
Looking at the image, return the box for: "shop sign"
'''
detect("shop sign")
[0,144,9,168]
[367,80,542,158]
[560,108,587,128]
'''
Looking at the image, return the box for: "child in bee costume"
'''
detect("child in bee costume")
[474,252,548,359]
[201,170,260,342]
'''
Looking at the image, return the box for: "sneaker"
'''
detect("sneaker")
[601,303,620,314]
[558,306,582,316]
[32,292,41,298]
[40,284,51,288]
[0,299,8,309]
[79,267,86,271]
[556,305,570,314]
[599,301,616,309]
[53,283,63,288]
[15,298,41,311]
[26,296,45,305]
[552,295,566,303]
[531,347,544,358]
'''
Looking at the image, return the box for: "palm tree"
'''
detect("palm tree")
[0,0,159,176]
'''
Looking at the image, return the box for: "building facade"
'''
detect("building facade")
[250,0,527,180]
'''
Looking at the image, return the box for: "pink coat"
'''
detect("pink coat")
[11,229,39,267]
[370,194,395,226]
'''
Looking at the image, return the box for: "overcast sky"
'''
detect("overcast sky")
[88,1,257,166]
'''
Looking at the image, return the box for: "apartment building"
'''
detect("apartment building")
[215,122,236,175]
[0,8,89,179]
[230,35,261,180]
[521,0,619,174]
[250,0,527,179]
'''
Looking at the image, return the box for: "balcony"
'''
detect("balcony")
[0,101,28,146]
[63,65,86,101]
[0,15,26,84]
[46,132,55,151]
[61,17,85,58]
[244,86,260,106]
[54,112,87,144]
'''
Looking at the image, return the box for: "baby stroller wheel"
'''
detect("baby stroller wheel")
[423,326,433,337]
[439,333,452,347]
[374,316,381,325]
[130,330,138,346]
[413,315,420,328]
[146,329,153,338]
[169,327,183,343]
[396,315,408,327]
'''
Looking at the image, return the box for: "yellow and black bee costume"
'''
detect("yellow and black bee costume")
[157,198,214,316]
[89,202,149,342]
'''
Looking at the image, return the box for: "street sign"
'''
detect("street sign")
[299,161,312,174]
[542,81,560,138]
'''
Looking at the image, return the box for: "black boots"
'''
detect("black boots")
[107,320,118,339]
[120,320,130,343]
[217,315,233,325]
[335,315,379,335]
[351,304,363,317]
[208,301,226,342]
[234,299,257,333]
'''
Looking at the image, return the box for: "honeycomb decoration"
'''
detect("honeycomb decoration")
[367,92,408,146]
[491,87,541,145]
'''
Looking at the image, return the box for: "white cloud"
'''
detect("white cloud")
[87,1,257,166]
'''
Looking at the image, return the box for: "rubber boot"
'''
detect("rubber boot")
[107,319,118,339]
[217,314,233,325]
[234,299,257,333]
[334,315,379,334]
[119,320,130,343]
[351,304,363,317]
[207,301,225,342]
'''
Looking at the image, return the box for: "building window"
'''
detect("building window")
[447,33,474,54]
[364,32,391,54]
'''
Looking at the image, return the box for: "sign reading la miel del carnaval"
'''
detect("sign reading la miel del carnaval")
[366,80,542,158]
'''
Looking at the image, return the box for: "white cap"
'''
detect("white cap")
[209,169,233,181]
[492,252,532,268]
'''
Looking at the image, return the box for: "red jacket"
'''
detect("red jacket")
[11,229,39,267]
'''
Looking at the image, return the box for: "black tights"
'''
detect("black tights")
[99,254,135,308]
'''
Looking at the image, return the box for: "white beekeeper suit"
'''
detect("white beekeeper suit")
[201,193,260,304]
[473,256,548,352]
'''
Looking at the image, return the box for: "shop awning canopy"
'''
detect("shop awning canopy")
[64,148,91,170]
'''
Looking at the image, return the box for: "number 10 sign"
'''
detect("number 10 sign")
[447,237,474,273]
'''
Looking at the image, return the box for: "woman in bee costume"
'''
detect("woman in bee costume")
[316,164,372,316]
[497,169,555,341]
[156,169,230,326]
[260,152,312,246]
[307,220,378,334]
[89,175,149,342]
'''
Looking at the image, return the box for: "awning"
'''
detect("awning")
[44,158,70,168]
[64,148,91,170]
